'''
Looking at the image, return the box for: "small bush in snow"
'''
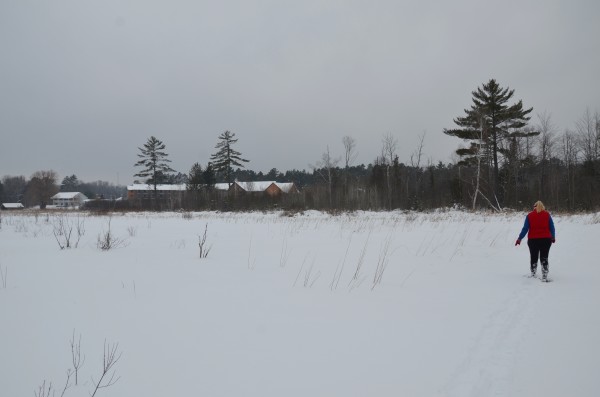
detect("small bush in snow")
[97,217,127,251]
[52,214,85,249]
[126,225,137,237]
[35,333,122,397]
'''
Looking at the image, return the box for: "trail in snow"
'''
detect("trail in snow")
[441,276,543,396]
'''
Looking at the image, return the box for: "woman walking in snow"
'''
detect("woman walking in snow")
[515,201,556,281]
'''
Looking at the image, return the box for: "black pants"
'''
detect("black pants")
[527,238,552,274]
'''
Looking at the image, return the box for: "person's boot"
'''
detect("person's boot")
[541,259,549,281]
[530,263,537,278]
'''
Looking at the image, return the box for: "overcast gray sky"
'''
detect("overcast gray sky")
[1,0,599,184]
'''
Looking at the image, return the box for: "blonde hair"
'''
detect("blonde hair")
[534,200,545,213]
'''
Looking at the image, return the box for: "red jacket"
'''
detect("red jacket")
[518,210,555,240]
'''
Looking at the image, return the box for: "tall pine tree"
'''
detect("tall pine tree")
[210,131,249,187]
[134,136,176,200]
[443,79,534,205]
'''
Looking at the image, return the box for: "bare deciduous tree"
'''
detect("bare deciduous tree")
[410,132,426,208]
[381,133,397,165]
[342,136,358,170]
[576,108,600,163]
[381,133,398,209]
[560,129,579,208]
[24,170,59,208]
[310,146,340,208]
[342,136,358,206]
[536,111,557,197]
[470,113,493,210]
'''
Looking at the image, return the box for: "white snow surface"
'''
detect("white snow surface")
[1,210,599,397]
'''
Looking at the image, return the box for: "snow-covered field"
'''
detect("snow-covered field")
[1,210,599,397]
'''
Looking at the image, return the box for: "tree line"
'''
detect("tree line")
[132,79,599,212]
[0,172,126,208]
[2,78,599,211]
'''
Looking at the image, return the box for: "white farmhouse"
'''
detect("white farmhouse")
[51,192,88,208]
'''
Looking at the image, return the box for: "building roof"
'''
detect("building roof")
[1,203,25,209]
[128,183,231,191]
[234,181,297,192]
[274,182,296,193]
[234,181,278,192]
[51,192,88,200]
[127,184,187,191]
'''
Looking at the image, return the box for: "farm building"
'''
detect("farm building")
[230,181,299,196]
[127,181,299,209]
[126,184,187,200]
[128,181,298,199]
[51,192,88,208]
[1,203,25,210]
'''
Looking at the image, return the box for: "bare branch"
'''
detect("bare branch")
[60,369,72,397]
[342,135,358,168]
[198,223,211,258]
[70,329,85,385]
[410,132,426,168]
[381,133,397,166]
[90,340,123,397]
